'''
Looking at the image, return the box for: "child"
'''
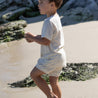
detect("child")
[25,0,66,98]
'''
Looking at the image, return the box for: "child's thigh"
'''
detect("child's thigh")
[30,67,45,77]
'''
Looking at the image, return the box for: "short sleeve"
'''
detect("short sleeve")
[41,20,54,41]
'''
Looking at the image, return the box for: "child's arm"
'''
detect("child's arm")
[25,32,50,45]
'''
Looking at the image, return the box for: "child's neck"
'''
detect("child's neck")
[47,11,57,17]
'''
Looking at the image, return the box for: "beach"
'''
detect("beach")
[1,78,98,98]
[0,16,98,98]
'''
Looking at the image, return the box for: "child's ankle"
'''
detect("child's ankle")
[48,92,58,98]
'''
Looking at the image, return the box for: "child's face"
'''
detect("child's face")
[38,0,56,16]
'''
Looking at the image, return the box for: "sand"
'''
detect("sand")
[1,78,98,98]
[0,15,98,98]
[25,19,98,63]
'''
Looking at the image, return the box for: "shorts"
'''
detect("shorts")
[35,53,66,77]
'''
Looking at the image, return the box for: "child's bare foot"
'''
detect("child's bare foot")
[53,95,58,98]
[48,96,58,98]
[48,92,58,98]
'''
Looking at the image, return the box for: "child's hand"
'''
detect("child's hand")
[24,32,35,43]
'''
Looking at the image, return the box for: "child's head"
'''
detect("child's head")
[38,0,63,16]
[48,0,63,9]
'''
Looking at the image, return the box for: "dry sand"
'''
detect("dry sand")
[25,19,98,63]
[0,16,98,98]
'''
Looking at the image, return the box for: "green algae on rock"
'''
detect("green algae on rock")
[0,20,27,43]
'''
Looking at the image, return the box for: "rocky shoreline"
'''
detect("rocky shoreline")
[8,63,98,88]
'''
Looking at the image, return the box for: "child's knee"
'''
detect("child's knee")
[49,77,58,86]
[50,81,58,87]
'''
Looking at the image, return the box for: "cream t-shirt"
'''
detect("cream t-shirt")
[41,13,65,57]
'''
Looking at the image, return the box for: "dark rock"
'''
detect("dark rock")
[59,0,98,19]
[2,7,31,21]
[23,11,40,18]
[0,16,6,24]
[61,7,93,25]
[14,0,35,8]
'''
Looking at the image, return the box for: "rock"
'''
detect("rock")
[0,16,6,24]
[32,0,38,7]
[82,7,93,21]
[23,11,40,17]
[86,0,98,11]
[68,7,93,21]
[95,0,98,4]
[60,0,98,10]
[5,0,13,5]
[0,0,14,11]
[2,7,31,21]
[31,0,39,11]
[62,0,69,6]
[0,20,26,43]
[59,0,98,18]
[19,15,27,20]
[0,20,27,33]
[14,0,35,8]
[61,7,93,25]
[0,29,25,43]
[0,0,7,11]
[60,0,76,11]
[0,0,38,12]
[73,0,86,8]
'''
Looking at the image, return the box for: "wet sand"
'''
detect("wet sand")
[0,19,98,98]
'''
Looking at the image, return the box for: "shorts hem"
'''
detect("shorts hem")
[36,64,62,77]
[35,65,47,74]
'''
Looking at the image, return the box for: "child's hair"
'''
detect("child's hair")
[49,0,63,9]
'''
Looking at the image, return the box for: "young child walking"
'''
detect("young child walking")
[25,0,66,98]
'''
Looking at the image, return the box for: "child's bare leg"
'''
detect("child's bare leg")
[49,76,61,98]
[30,67,58,98]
